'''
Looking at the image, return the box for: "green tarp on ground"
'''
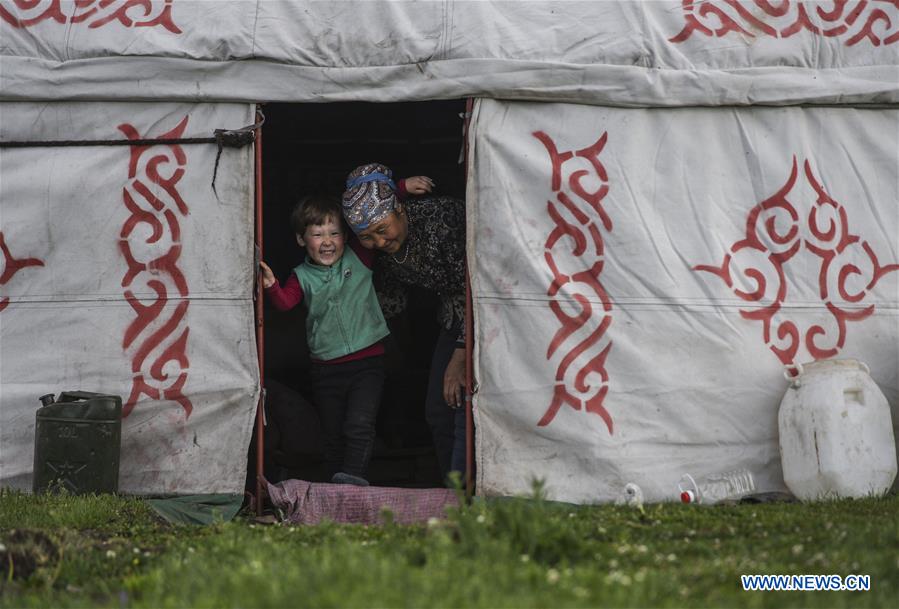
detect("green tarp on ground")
[147,494,243,525]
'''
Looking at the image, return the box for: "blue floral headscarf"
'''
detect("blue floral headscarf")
[342,163,398,234]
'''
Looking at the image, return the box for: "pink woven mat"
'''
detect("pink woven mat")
[267,479,459,525]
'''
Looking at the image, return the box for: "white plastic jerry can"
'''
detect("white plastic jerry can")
[778,359,898,501]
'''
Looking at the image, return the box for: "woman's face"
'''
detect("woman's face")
[357,207,408,254]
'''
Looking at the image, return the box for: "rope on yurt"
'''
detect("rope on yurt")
[0,113,267,198]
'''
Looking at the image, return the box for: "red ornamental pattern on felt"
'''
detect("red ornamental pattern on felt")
[119,116,192,418]
[671,0,899,46]
[0,232,44,312]
[0,0,181,33]
[533,130,614,435]
[694,157,899,369]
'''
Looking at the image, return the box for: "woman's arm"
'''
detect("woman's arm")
[429,198,468,406]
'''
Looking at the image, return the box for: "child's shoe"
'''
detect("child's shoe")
[331,472,370,486]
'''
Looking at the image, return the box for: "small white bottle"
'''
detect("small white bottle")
[623,483,644,508]
[678,469,755,504]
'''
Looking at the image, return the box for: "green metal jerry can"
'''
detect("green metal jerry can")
[33,391,123,494]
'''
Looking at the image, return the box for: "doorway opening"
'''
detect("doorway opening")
[259,100,468,488]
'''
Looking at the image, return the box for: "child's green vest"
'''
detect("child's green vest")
[294,248,389,361]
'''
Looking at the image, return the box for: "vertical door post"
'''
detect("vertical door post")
[463,98,475,497]
[254,106,266,515]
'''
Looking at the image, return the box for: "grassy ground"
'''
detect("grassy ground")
[0,487,897,608]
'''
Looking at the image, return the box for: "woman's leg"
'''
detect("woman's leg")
[450,407,467,477]
[425,329,461,481]
[341,356,385,479]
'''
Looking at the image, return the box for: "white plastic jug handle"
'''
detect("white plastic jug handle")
[678,473,698,494]
[783,362,803,387]
[859,361,871,376]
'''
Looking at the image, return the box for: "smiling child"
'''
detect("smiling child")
[259,194,389,486]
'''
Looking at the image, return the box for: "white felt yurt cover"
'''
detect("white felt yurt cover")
[0,1,896,105]
[468,100,899,502]
[0,102,258,493]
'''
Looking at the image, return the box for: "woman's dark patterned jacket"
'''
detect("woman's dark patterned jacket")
[374,195,466,346]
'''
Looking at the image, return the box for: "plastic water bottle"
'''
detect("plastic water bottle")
[623,483,644,508]
[678,469,755,504]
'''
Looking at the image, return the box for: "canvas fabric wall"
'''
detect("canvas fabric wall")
[0,101,259,494]
[1,0,898,502]
[467,99,899,503]
[1,1,897,105]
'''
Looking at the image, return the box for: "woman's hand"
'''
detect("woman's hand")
[404,176,435,196]
[443,348,467,409]
[259,261,276,289]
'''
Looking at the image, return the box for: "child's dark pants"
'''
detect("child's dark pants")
[310,355,385,480]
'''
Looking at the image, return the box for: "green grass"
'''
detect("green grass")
[1,487,897,608]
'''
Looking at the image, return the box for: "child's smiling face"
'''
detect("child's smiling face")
[297,215,345,267]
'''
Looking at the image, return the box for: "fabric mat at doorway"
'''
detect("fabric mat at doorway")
[266,479,458,525]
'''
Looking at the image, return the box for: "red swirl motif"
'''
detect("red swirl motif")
[671,0,899,46]
[694,157,899,369]
[1,0,181,33]
[534,130,614,435]
[119,116,192,418]
[0,231,44,312]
